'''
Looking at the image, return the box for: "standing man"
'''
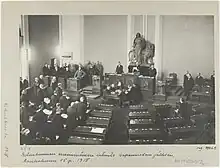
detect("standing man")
[149,64,157,95]
[115,61,124,74]
[74,65,86,88]
[195,73,204,87]
[211,71,215,104]
[183,73,194,100]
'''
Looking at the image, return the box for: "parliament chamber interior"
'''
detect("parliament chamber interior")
[20,15,215,145]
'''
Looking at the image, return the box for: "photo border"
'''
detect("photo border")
[1,1,219,167]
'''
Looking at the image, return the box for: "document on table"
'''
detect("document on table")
[91,127,105,134]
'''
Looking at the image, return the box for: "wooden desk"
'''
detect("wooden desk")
[191,91,211,103]
[73,126,106,139]
[67,78,80,91]
[68,136,103,144]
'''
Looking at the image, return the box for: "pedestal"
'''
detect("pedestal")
[67,78,80,91]
[92,75,102,94]
[157,81,165,95]
[139,76,153,91]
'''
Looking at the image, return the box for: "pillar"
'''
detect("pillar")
[154,15,163,80]
[142,15,148,39]
[59,15,84,65]
[20,15,30,81]
[126,15,135,72]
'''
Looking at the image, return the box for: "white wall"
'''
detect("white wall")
[84,15,127,73]
[162,15,214,84]
[60,15,84,64]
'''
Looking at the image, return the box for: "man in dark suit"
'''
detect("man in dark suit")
[31,77,40,104]
[20,77,23,95]
[179,98,190,122]
[50,77,58,92]
[149,64,157,95]
[77,96,88,121]
[74,65,86,79]
[20,89,29,104]
[51,64,60,77]
[59,92,71,111]
[36,84,45,106]
[55,83,63,98]
[183,73,194,100]
[20,101,30,128]
[67,102,78,134]
[51,90,60,108]
[195,73,204,86]
[116,61,124,74]
[43,63,49,76]
[74,65,86,88]
[211,71,215,104]
[39,75,45,85]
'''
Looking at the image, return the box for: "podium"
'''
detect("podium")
[67,78,80,91]
[157,80,165,95]
[92,75,101,93]
[139,76,153,91]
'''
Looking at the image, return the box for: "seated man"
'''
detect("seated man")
[67,102,78,134]
[50,76,58,92]
[20,89,29,104]
[51,90,60,108]
[115,61,124,74]
[55,83,63,98]
[59,92,71,111]
[126,83,142,105]
[20,101,31,129]
[195,73,204,86]
[39,75,45,85]
[77,96,88,122]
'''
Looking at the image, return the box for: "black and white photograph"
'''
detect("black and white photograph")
[19,15,215,145]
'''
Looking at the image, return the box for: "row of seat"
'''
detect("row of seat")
[68,104,114,144]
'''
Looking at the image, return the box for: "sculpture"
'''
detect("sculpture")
[128,33,155,66]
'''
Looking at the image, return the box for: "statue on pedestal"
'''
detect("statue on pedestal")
[128,32,155,66]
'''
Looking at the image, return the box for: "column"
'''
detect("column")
[59,15,84,65]
[126,15,134,72]
[154,15,163,80]
[142,15,148,39]
[20,15,30,81]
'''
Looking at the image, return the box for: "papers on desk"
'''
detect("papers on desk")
[91,127,105,134]
[43,109,52,115]
[61,114,68,119]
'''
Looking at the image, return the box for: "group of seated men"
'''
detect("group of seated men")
[20,75,90,145]
[183,71,215,102]
[104,80,142,106]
